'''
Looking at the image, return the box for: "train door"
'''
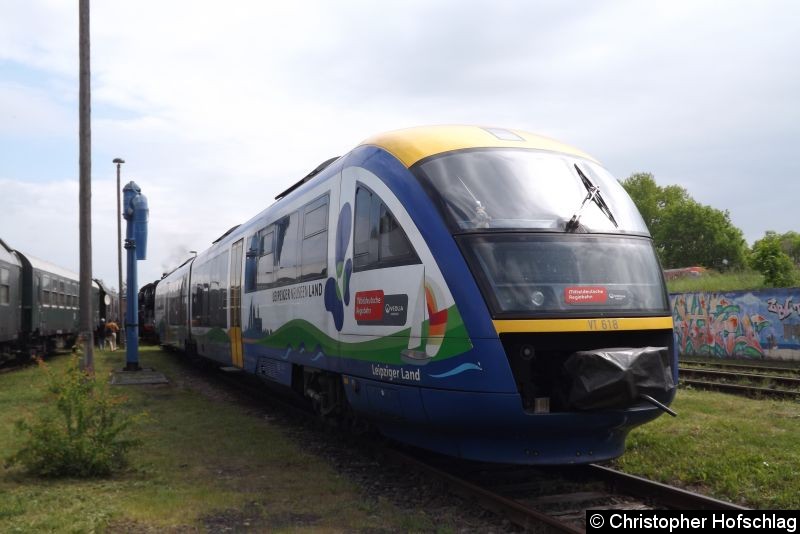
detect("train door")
[340,177,427,364]
[229,239,244,367]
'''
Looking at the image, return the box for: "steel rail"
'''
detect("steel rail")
[586,464,748,511]
[382,449,749,533]
[383,447,583,534]
[680,360,800,375]
[680,368,800,389]
[681,378,800,399]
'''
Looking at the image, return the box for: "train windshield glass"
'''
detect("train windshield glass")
[458,234,668,316]
[415,148,648,234]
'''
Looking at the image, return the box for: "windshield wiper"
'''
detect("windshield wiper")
[456,175,492,228]
[565,164,618,232]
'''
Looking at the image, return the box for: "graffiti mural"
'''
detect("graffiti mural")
[671,289,800,361]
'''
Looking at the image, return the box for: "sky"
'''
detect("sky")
[1,0,799,291]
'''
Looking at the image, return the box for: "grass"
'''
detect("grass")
[666,270,766,293]
[613,387,800,509]
[0,347,455,532]
[3,347,798,528]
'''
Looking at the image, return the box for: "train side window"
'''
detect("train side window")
[191,252,230,328]
[179,275,188,325]
[275,212,299,284]
[191,273,199,324]
[207,260,218,328]
[0,268,9,305]
[202,282,210,326]
[59,281,66,307]
[192,262,206,326]
[301,195,329,280]
[42,275,50,306]
[353,187,374,268]
[379,204,415,263]
[172,280,182,324]
[244,232,259,293]
[353,184,419,271]
[213,251,229,328]
[257,227,274,289]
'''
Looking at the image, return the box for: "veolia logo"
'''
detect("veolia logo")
[385,303,404,313]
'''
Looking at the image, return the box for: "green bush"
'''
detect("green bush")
[750,232,798,288]
[5,356,142,478]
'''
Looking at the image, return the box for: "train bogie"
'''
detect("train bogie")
[152,125,677,464]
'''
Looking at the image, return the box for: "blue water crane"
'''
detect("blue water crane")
[122,181,149,371]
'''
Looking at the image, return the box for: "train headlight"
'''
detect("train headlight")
[530,291,545,307]
[520,345,535,360]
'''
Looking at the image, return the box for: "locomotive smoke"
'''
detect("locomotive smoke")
[161,245,190,276]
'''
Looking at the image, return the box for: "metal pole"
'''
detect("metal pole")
[114,158,125,347]
[79,0,94,371]
[125,220,139,370]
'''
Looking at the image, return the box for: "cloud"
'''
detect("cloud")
[0,82,74,137]
[1,0,799,291]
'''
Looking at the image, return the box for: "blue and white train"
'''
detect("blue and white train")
[153,125,676,464]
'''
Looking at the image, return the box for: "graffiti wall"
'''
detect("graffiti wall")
[671,289,800,361]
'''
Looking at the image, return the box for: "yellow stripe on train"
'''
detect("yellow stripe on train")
[360,125,599,168]
[493,316,674,334]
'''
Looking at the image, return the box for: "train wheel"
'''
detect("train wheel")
[302,368,346,419]
[301,368,372,434]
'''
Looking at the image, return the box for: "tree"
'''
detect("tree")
[654,200,747,270]
[619,173,660,233]
[750,231,797,287]
[620,173,747,270]
[778,231,800,265]
[620,173,689,234]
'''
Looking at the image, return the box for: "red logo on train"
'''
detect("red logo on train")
[354,290,384,321]
[564,286,607,304]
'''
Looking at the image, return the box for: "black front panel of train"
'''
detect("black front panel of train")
[456,233,669,320]
[500,329,675,413]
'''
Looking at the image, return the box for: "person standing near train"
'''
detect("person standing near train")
[105,319,119,351]
[95,319,106,350]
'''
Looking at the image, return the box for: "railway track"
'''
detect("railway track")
[382,447,747,533]
[0,349,69,374]
[680,359,800,376]
[679,367,800,399]
[196,360,748,533]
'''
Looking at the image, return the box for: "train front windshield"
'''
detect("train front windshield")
[416,148,648,233]
[414,149,668,317]
[457,234,667,315]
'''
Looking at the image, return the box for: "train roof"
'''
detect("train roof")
[156,126,601,278]
[0,238,21,267]
[25,254,79,281]
[94,278,117,296]
[359,125,599,168]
